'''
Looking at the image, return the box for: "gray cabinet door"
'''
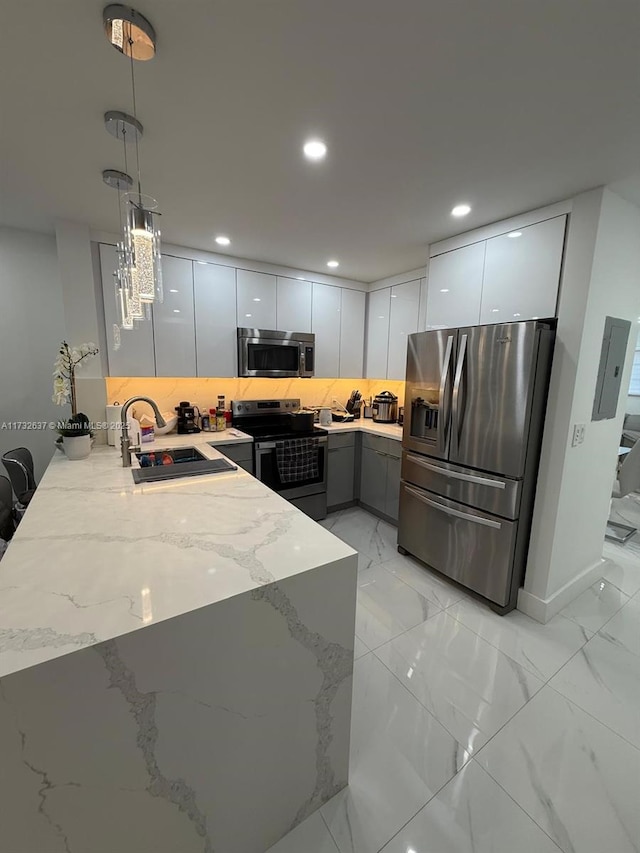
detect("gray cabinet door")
[328,445,355,508]
[385,454,401,522]
[359,446,387,515]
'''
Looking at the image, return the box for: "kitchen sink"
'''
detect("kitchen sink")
[135,447,207,465]
[132,447,237,483]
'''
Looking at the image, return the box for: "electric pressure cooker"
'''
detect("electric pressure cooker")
[372,391,398,424]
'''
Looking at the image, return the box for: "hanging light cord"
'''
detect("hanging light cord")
[129,39,143,205]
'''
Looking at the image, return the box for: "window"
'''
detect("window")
[629,332,640,396]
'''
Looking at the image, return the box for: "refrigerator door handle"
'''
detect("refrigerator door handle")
[437,335,455,454]
[451,333,468,456]
[405,486,502,529]
[405,455,507,489]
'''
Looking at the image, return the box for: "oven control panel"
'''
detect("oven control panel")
[232,399,300,416]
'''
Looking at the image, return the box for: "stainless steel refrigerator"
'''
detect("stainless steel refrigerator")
[398,320,555,613]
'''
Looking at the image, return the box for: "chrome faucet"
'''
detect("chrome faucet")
[120,396,166,467]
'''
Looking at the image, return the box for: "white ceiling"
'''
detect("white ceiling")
[1,0,640,281]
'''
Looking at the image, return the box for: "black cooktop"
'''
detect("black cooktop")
[235,424,328,442]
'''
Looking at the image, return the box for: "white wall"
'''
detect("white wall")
[521,188,640,619]
[0,227,67,480]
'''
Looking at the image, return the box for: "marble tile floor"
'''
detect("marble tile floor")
[269,503,640,853]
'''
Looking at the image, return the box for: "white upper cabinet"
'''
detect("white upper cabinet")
[479,215,567,324]
[153,256,196,377]
[426,242,485,330]
[236,270,277,329]
[100,243,156,377]
[339,288,366,377]
[387,279,421,380]
[193,262,236,377]
[312,282,341,378]
[276,277,312,332]
[365,287,391,379]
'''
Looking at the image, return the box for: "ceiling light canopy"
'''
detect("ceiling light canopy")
[102,169,133,191]
[103,4,156,60]
[215,235,231,246]
[104,110,143,143]
[451,203,471,217]
[303,139,327,161]
[327,259,339,268]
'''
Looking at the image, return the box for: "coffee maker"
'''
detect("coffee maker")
[175,401,201,434]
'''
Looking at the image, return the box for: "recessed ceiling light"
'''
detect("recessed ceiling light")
[173,309,180,313]
[303,139,327,161]
[215,235,231,246]
[508,231,522,238]
[491,308,499,313]
[245,313,251,317]
[253,298,261,302]
[390,294,397,298]
[440,288,449,293]
[169,289,178,293]
[513,313,521,317]
[451,203,471,217]
[327,259,339,268]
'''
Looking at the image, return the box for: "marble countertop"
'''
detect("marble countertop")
[323,419,404,441]
[0,432,355,679]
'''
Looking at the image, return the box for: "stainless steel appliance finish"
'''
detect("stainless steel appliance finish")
[399,483,517,605]
[372,391,398,423]
[237,328,315,378]
[399,320,555,613]
[232,398,328,520]
[401,452,522,518]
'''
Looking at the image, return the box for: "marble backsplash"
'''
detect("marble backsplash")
[105,377,406,419]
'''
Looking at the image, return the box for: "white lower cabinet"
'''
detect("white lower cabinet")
[276,277,312,332]
[193,262,236,377]
[312,282,341,377]
[426,241,485,330]
[100,243,156,376]
[387,279,421,380]
[365,288,391,379]
[479,215,566,324]
[339,288,366,377]
[153,256,196,377]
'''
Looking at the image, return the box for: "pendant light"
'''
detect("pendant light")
[103,5,162,342]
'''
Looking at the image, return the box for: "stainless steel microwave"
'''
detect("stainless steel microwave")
[237,328,315,378]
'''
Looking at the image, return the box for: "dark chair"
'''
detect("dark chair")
[0,475,15,541]
[2,447,37,507]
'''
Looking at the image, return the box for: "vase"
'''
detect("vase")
[63,434,91,461]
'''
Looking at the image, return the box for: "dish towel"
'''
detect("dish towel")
[276,437,320,484]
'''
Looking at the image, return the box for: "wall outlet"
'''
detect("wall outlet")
[572,423,586,447]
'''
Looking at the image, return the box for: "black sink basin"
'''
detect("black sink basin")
[135,447,207,466]
[132,447,237,484]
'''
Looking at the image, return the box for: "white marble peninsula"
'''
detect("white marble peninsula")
[0,433,357,853]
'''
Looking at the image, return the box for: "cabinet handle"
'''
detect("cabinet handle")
[374,450,388,457]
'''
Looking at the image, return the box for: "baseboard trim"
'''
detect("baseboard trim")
[517,558,606,623]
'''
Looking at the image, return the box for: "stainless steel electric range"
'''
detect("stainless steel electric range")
[231,399,328,520]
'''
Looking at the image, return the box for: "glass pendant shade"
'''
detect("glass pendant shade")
[124,198,163,305]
